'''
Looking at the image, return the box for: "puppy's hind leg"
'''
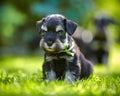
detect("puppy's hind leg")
[80,53,93,79]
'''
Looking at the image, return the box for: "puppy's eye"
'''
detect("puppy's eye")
[40,30,46,36]
[57,30,64,35]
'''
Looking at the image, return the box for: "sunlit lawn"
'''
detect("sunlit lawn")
[0,44,120,96]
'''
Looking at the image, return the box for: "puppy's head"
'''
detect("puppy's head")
[36,14,77,53]
[94,16,117,30]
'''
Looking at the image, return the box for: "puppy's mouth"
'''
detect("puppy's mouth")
[44,47,56,52]
[40,38,68,53]
[43,43,65,53]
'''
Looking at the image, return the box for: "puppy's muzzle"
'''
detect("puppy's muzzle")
[40,34,67,53]
[45,36,55,47]
[43,32,56,47]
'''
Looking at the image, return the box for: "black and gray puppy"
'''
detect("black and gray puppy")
[36,14,93,83]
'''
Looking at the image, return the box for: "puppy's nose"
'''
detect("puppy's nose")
[46,39,54,46]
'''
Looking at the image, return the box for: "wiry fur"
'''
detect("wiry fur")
[36,14,93,83]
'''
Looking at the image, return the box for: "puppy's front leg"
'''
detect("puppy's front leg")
[65,63,80,83]
[43,62,56,81]
[47,70,56,81]
[65,70,76,84]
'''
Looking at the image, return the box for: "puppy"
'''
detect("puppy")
[73,16,117,65]
[92,16,116,64]
[36,14,93,83]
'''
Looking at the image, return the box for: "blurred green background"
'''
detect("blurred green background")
[0,0,120,57]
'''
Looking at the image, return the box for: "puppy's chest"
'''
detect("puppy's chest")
[45,54,74,70]
[52,59,67,73]
[46,54,74,63]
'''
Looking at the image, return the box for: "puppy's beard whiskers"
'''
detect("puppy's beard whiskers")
[57,33,70,50]
[56,39,66,50]
[39,38,44,48]
[43,42,56,52]
[40,38,54,51]
[49,43,56,49]
[40,34,70,52]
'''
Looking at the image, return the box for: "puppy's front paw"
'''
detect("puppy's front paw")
[44,70,56,81]
[65,71,78,84]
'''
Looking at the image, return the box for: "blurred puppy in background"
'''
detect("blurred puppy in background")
[73,16,117,65]
[92,16,116,64]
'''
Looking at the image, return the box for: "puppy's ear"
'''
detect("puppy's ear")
[65,19,77,35]
[36,18,45,33]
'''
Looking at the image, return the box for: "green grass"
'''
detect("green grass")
[0,45,120,96]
